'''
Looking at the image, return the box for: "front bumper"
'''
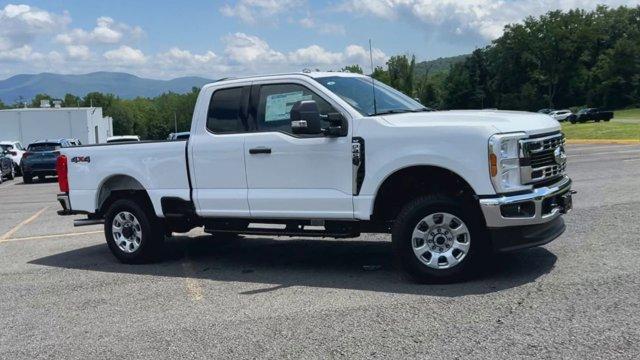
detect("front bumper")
[479,176,572,228]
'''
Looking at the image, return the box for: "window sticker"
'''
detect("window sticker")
[264,91,312,122]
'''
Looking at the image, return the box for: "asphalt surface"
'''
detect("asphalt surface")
[1,144,639,359]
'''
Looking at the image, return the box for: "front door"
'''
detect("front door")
[244,81,353,219]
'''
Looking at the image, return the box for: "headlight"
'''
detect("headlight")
[488,132,531,193]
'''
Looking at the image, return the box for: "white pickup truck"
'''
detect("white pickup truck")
[56,72,573,282]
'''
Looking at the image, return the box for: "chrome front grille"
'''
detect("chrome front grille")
[519,133,566,184]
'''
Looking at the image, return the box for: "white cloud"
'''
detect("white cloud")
[55,16,143,45]
[220,0,303,24]
[297,15,346,35]
[223,32,286,64]
[0,4,69,51]
[339,0,640,40]
[288,45,343,65]
[103,46,147,65]
[66,45,91,60]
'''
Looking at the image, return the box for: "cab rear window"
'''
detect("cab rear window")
[28,143,61,152]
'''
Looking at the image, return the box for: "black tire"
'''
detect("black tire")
[104,198,165,264]
[14,163,21,176]
[392,195,486,283]
[570,120,576,124]
[23,174,32,184]
[7,166,14,180]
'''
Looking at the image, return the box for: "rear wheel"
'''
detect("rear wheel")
[105,198,165,263]
[23,174,32,184]
[392,195,484,283]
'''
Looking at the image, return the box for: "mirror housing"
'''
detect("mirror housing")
[291,100,322,135]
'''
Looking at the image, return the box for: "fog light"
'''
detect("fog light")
[500,201,535,218]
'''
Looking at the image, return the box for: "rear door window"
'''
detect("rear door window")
[206,87,248,134]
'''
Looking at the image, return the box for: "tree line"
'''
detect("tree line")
[367,5,640,111]
[1,5,637,138]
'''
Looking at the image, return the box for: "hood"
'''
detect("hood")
[380,109,560,136]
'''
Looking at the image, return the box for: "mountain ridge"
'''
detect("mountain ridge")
[0,71,214,103]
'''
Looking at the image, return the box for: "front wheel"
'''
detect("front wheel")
[7,166,14,180]
[105,198,165,263]
[392,195,484,283]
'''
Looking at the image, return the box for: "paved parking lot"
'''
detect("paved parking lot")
[1,144,639,359]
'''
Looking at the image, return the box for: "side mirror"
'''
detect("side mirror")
[291,100,322,135]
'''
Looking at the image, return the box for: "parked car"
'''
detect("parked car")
[167,132,190,141]
[0,149,16,183]
[537,108,555,114]
[0,140,26,174]
[571,108,614,123]
[57,71,573,283]
[549,109,573,122]
[21,139,77,183]
[106,135,141,143]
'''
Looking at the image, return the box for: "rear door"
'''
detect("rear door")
[190,85,252,217]
[243,80,354,219]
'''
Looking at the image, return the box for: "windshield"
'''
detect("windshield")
[315,76,427,116]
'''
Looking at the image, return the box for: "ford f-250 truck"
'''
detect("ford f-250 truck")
[56,72,573,283]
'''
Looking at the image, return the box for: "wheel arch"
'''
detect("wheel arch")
[371,165,483,223]
[96,174,152,215]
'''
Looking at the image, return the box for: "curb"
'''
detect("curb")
[566,139,640,145]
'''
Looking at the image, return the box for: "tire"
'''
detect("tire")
[570,119,576,124]
[23,174,32,184]
[104,198,165,264]
[7,166,14,180]
[14,163,21,176]
[392,195,485,283]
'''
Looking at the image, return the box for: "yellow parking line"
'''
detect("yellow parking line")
[182,259,204,302]
[0,206,48,242]
[1,230,102,243]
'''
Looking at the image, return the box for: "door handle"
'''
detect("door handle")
[249,147,272,155]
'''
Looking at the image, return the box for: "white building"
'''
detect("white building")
[0,105,113,146]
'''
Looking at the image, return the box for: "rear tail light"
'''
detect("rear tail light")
[22,151,31,159]
[56,155,69,193]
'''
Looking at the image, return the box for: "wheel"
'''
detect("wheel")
[7,166,14,180]
[105,198,165,264]
[14,163,21,176]
[23,174,32,184]
[595,119,600,122]
[570,119,576,124]
[604,119,610,122]
[392,195,484,283]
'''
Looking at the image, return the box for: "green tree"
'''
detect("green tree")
[30,93,53,107]
[341,64,363,74]
[63,93,81,107]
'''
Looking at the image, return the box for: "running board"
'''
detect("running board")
[205,228,360,239]
[74,219,104,227]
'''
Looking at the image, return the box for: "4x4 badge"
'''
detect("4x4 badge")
[71,156,91,163]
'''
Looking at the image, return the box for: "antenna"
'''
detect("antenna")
[369,39,378,116]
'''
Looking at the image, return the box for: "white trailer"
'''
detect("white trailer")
[0,107,113,146]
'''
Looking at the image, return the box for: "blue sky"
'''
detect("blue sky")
[1,0,639,79]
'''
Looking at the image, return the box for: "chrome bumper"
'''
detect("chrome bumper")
[479,176,572,228]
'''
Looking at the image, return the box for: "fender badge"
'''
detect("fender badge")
[71,156,91,163]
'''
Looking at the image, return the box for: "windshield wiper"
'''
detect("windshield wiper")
[369,109,412,116]
[369,107,431,116]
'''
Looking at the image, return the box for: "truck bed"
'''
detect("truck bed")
[61,140,191,216]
